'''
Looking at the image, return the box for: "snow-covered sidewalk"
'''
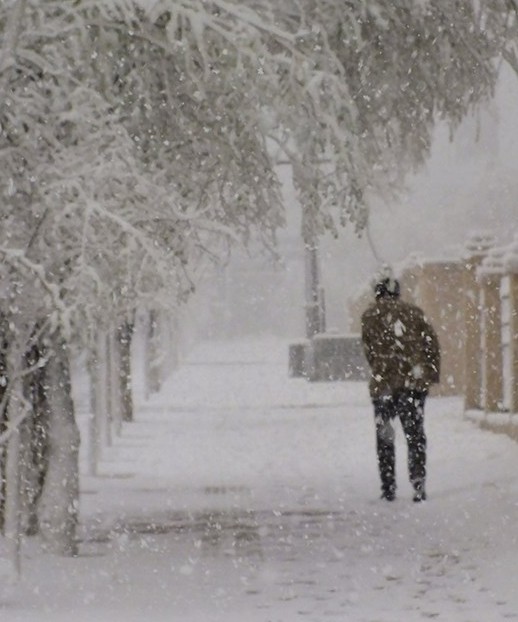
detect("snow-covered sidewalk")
[2,336,518,622]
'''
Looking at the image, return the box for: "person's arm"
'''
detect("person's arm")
[422,318,440,383]
[361,312,376,370]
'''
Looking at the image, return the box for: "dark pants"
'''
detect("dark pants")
[373,389,427,497]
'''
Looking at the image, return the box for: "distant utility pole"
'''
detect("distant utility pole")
[277,155,327,340]
[302,206,325,339]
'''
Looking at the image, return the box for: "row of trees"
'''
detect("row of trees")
[0,0,516,574]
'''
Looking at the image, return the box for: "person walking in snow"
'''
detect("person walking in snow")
[361,274,440,502]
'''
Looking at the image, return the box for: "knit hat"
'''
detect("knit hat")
[374,277,400,299]
[373,265,400,299]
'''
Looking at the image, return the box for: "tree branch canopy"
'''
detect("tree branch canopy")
[0,0,515,341]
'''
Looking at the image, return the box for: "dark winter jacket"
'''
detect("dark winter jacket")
[361,297,440,399]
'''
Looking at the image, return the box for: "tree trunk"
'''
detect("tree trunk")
[0,402,6,533]
[0,333,9,533]
[117,320,134,423]
[20,345,50,536]
[96,331,112,448]
[3,371,25,580]
[87,350,101,477]
[144,310,161,398]
[18,415,35,536]
[37,330,80,556]
[160,314,179,377]
[4,420,21,579]
[108,328,122,436]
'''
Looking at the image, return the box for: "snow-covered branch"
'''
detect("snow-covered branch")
[0,0,27,108]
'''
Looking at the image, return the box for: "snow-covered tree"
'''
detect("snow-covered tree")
[0,0,285,562]
[257,0,516,236]
[0,0,195,560]
[107,0,518,251]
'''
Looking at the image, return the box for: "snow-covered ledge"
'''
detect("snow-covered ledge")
[464,409,518,443]
[477,244,506,278]
[462,231,496,411]
[462,230,497,261]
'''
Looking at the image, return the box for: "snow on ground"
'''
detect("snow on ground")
[1,336,518,622]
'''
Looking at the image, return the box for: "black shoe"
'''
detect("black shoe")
[380,490,396,501]
[413,490,427,503]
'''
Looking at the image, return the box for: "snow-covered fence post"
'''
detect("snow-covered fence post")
[462,233,495,412]
[502,236,518,414]
[478,246,506,414]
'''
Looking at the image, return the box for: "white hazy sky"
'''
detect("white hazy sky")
[338,64,518,278]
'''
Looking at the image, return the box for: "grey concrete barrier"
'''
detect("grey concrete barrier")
[289,334,369,382]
